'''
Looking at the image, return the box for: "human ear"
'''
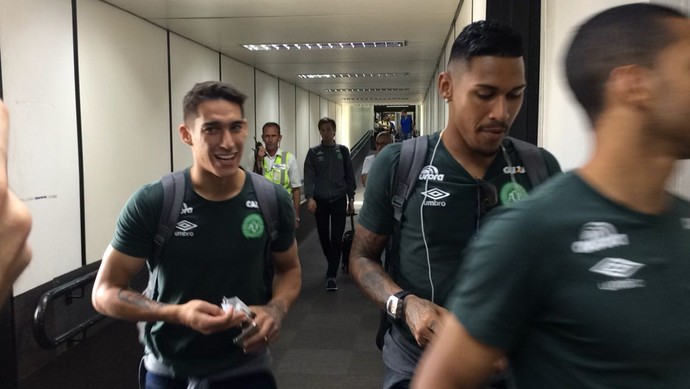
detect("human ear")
[609,65,653,110]
[179,124,193,145]
[438,71,453,102]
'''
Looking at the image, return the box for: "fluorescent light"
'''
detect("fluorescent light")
[298,72,409,79]
[324,88,410,93]
[243,41,406,51]
[342,97,410,101]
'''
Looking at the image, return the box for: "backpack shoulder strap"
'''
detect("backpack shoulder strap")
[249,171,279,243]
[507,136,549,187]
[152,170,185,263]
[144,170,185,301]
[392,136,428,223]
[248,171,280,298]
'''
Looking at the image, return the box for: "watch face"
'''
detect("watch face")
[387,296,399,318]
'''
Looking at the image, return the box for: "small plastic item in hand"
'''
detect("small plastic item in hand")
[221,296,252,318]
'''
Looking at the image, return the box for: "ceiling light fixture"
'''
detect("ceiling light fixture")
[243,41,406,51]
[342,97,410,101]
[298,72,409,79]
[325,88,410,93]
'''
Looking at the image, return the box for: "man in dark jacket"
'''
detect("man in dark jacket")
[303,117,356,291]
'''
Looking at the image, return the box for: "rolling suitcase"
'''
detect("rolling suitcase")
[341,213,355,273]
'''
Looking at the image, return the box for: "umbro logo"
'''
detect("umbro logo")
[571,222,629,253]
[590,257,644,278]
[421,188,450,201]
[422,188,449,207]
[180,202,193,215]
[419,166,445,181]
[590,257,646,291]
[174,220,197,237]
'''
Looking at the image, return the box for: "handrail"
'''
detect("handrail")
[351,129,373,156]
[33,269,105,349]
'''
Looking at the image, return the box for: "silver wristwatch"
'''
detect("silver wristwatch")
[386,291,412,321]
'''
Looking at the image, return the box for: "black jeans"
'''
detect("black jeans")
[314,196,347,277]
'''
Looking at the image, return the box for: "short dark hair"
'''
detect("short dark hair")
[318,117,336,130]
[448,20,523,65]
[182,81,246,123]
[262,122,281,135]
[565,4,686,122]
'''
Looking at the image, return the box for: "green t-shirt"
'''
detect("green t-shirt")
[358,132,561,342]
[111,169,294,377]
[448,172,690,388]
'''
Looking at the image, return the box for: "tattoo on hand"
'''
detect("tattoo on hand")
[117,288,163,311]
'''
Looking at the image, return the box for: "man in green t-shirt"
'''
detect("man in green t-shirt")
[413,4,690,389]
[350,21,561,389]
[92,82,301,388]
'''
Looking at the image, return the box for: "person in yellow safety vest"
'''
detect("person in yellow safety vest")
[258,122,302,228]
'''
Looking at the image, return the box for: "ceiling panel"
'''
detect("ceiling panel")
[102,0,462,104]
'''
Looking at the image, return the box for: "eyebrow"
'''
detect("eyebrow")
[475,84,527,92]
[202,119,245,127]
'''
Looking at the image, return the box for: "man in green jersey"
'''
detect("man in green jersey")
[350,21,560,388]
[257,122,301,228]
[414,4,690,389]
[92,82,301,388]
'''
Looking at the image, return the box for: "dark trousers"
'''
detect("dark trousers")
[145,370,277,389]
[314,196,347,277]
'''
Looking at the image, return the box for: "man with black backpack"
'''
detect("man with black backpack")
[92,81,301,389]
[304,117,357,292]
[349,21,561,389]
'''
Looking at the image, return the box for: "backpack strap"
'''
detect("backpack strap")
[248,171,280,297]
[144,170,185,302]
[152,171,186,262]
[507,136,549,187]
[386,135,428,278]
[392,136,428,223]
[249,171,279,243]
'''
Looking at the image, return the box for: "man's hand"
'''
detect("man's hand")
[240,301,286,353]
[403,295,449,347]
[176,299,248,335]
[307,198,317,213]
[347,199,355,215]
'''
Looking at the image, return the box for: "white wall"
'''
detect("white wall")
[169,34,220,172]
[295,88,310,181]
[220,55,256,170]
[77,0,171,267]
[279,80,297,163]
[0,0,81,294]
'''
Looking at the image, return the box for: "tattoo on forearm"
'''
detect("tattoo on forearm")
[117,288,163,311]
[350,229,394,305]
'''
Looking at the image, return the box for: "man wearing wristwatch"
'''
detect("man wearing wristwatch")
[303,117,356,292]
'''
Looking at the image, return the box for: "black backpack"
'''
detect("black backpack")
[375,135,550,350]
[144,170,280,301]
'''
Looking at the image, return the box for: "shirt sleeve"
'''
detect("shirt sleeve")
[288,153,301,189]
[110,181,162,259]
[358,145,398,236]
[303,148,315,199]
[361,155,374,175]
